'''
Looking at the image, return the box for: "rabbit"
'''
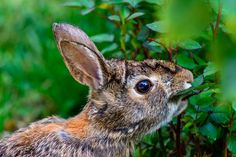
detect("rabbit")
[0,23,193,157]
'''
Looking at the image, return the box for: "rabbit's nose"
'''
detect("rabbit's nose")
[185,69,194,83]
[176,69,194,83]
[53,23,59,31]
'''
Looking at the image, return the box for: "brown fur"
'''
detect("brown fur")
[64,111,90,139]
[0,23,193,157]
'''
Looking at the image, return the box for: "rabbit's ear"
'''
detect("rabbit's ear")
[53,23,108,89]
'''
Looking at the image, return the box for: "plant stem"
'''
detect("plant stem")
[143,46,151,59]
[147,38,173,61]
[176,114,183,157]
[213,2,223,40]
[223,140,227,157]
[167,48,173,62]
[229,111,235,136]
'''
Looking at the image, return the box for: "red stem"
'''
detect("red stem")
[147,38,173,61]
[213,3,222,40]
[176,115,183,157]
[167,48,173,62]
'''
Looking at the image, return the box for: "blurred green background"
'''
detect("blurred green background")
[1,0,236,156]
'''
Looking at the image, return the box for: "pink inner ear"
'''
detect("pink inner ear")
[60,41,102,88]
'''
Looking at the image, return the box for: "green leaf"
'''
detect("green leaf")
[203,62,218,77]
[127,12,144,20]
[105,0,123,5]
[101,43,118,54]
[145,0,164,5]
[90,34,114,43]
[179,40,201,50]
[228,135,236,155]
[108,15,120,21]
[134,145,141,157]
[125,0,142,7]
[81,8,94,15]
[192,75,204,87]
[63,2,82,8]
[137,27,149,41]
[232,102,236,112]
[192,53,206,65]
[209,0,236,16]
[189,90,215,109]
[195,112,208,124]
[81,0,94,8]
[143,41,163,53]
[183,121,193,130]
[63,1,95,15]
[142,133,156,145]
[63,0,94,8]
[111,51,125,58]
[120,8,130,23]
[176,53,196,69]
[210,105,230,124]
[135,53,145,61]
[232,121,236,131]
[200,123,220,142]
[146,21,167,33]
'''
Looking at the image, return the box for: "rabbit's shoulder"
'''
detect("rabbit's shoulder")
[0,117,66,156]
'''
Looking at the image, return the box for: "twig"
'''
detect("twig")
[210,23,215,38]
[195,135,201,157]
[212,3,223,40]
[147,38,173,61]
[223,140,227,157]
[167,48,173,62]
[148,38,167,51]
[176,114,183,157]
[143,46,151,59]
[229,111,235,134]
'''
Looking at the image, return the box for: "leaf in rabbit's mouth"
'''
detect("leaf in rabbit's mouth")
[171,83,215,101]
[168,83,215,107]
[169,87,196,105]
[174,87,195,98]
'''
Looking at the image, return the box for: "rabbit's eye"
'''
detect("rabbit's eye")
[135,79,153,94]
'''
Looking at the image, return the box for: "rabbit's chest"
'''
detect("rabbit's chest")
[56,130,135,157]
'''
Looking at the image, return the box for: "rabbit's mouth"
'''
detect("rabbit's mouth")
[168,94,188,116]
[149,96,188,133]
[168,85,195,116]
[147,92,191,134]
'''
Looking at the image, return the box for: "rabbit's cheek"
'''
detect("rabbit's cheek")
[146,88,168,114]
[170,81,185,95]
[127,88,147,103]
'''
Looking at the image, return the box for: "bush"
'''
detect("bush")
[63,0,236,156]
[1,0,236,156]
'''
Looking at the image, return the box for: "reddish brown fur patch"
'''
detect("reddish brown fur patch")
[9,123,62,146]
[9,112,90,146]
[64,111,90,139]
[9,111,90,146]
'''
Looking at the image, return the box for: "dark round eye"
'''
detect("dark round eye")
[135,79,153,94]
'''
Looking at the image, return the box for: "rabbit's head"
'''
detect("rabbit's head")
[53,23,193,139]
